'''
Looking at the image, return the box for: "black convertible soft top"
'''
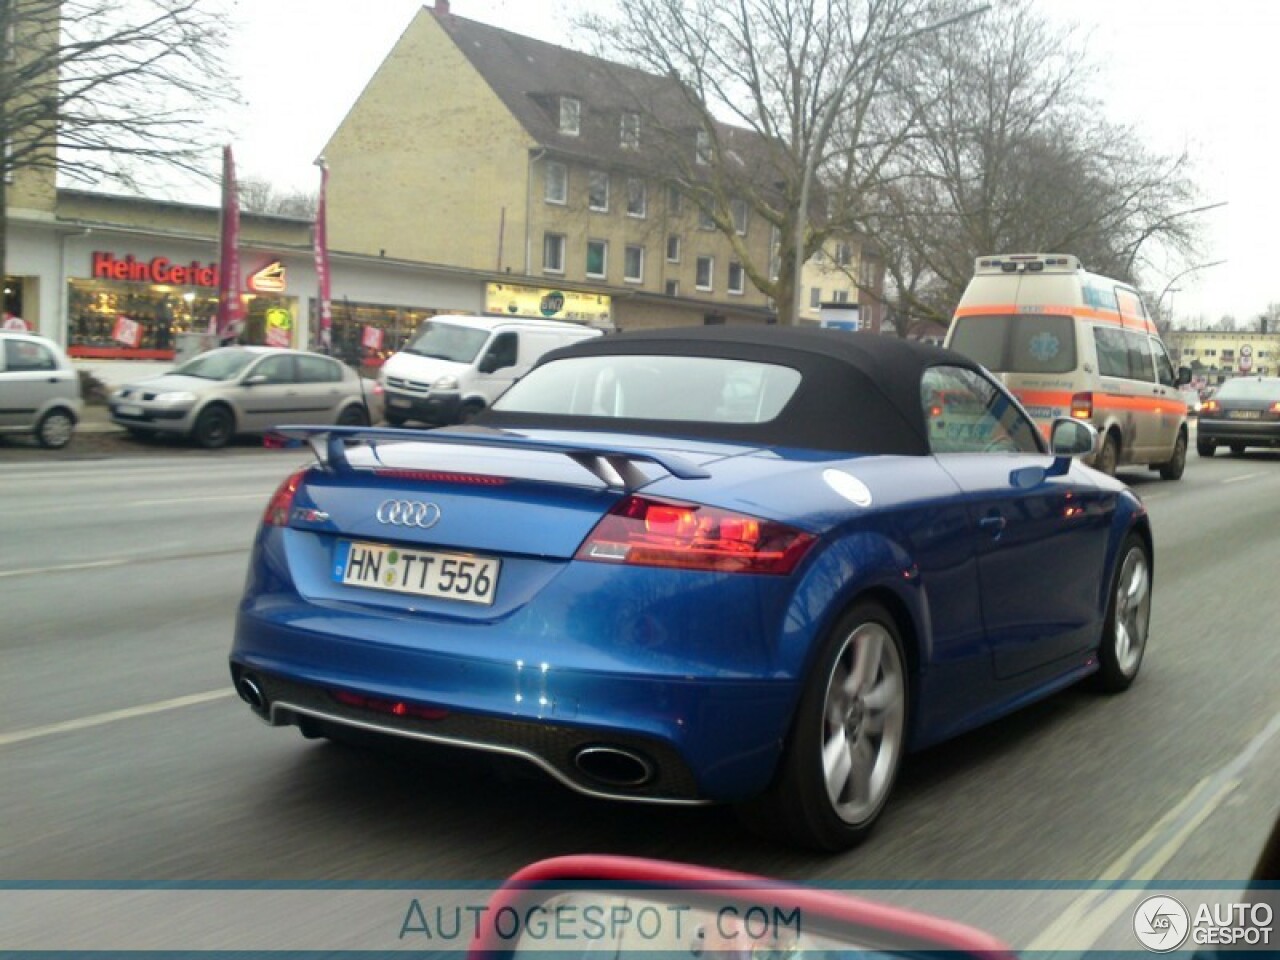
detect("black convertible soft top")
[480,326,988,456]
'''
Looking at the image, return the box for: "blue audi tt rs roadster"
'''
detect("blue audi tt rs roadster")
[230,327,1153,850]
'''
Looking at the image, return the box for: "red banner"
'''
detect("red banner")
[215,145,245,343]
[361,324,384,352]
[112,315,143,348]
[314,162,333,352]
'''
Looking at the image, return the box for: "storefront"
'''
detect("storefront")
[66,250,299,360]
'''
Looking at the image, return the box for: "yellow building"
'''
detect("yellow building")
[1165,330,1279,380]
[322,1,875,329]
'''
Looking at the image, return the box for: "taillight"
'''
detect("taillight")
[576,495,816,575]
[1270,402,1280,414]
[263,468,309,527]
[1070,392,1093,420]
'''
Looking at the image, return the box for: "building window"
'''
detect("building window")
[665,279,679,297]
[696,256,714,291]
[810,287,821,309]
[731,198,748,235]
[543,233,566,273]
[666,234,681,263]
[588,171,609,212]
[559,98,580,136]
[667,183,683,215]
[833,289,850,303]
[626,178,647,218]
[728,261,745,295]
[835,242,852,267]
[624,245,644,283]
[620,112,640,149]
[695,129,712,165]
[586,240,608,279]
[698,206,715,230]
[545,161,567,204]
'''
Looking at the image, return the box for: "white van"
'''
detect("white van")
[380,315,602,425]
[944,254,1191,479]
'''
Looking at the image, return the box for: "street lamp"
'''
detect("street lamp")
[1154,260,1227,323]
[789,4,990,326]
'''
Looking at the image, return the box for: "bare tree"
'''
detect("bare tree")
[0,0,238,275]
[579,0,969,325]
[863,0,1204,332]
[239,176,316,218]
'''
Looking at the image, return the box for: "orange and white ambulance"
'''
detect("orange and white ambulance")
[945,253,1191,479]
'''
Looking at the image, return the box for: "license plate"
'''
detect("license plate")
[116,404,143,417]
[333,540,500,605]
[1229,410,1261,419]
[388,396,411,408]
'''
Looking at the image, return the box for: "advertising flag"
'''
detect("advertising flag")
[314,161,333,353]
[215,145,245,343]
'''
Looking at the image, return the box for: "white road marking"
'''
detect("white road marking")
[0,689,237,747]
[1026,709,1280,955]
[0,558,129,579]
[1222,473,1262,484]
[0,493,268,517]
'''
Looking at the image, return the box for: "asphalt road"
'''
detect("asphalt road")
[1,442,1277,947]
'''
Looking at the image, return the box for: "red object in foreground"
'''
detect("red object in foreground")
[468,855,1014,960]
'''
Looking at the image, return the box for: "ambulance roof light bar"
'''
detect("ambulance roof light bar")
[974,254,1081,275]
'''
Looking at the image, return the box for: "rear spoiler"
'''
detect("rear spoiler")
[272,425,711,490]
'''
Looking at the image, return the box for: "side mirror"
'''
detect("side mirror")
[1176,365,1193,387]
[477,355,500,374]
[1046,418,1098,476]
[469,856,1012,959]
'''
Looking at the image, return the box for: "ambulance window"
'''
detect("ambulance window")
[1125,330,1156,382]
[948,314,1076,374]
[1152,339,1176,387]
[1093,327,1131,378]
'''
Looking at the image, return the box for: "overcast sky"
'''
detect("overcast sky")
[221,0,1280,326]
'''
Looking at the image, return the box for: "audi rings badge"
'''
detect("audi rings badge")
[376,499,442,529]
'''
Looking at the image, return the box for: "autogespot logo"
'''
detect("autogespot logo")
[1134,895,1190,952]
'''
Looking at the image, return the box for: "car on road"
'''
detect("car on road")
[0,331,83,449]
[1196,376,1280,457]
[108,346,382,448]
[230,327,1154,850]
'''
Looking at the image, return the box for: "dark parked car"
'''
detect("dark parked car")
[230,327,1153,850]
[1196,376,1280,456]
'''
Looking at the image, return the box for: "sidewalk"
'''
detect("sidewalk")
[79,403,125,434]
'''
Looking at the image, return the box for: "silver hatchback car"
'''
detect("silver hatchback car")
[109,346,382,448]
[0,332,84,449]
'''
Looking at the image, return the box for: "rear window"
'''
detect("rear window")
[1216,378,1280,400]
[948,314,1077,374]
[492,355,802,423]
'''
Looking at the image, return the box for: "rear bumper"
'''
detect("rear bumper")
[1199,419,1280,446]
[230,603,799,805]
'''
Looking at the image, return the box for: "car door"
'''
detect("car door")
[0,337,67,430]
[295,354,351,422]
[1147,336,1183,454]
[924,364,1113,681]
[235,354,299,432]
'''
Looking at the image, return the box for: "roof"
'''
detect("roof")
[483,326,987,456]
[429,8,777,179]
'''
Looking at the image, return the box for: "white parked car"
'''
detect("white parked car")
[0,331,84,449]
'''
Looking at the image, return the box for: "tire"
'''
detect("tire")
[458,399,485,423]
[35,409,75,449]
[1230,444,1246,456]
[740,600,909,851]
[125,427,154,442]
[191,404,234,449]
[1157,430,1188,480]
[1093,432,1119,476]
[1091,533,1152,693]
[1196,437,1216,457]
[337,405,369,427]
